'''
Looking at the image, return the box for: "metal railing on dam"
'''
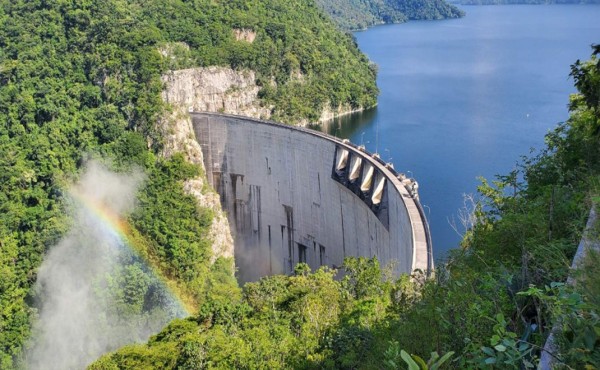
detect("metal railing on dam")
[191,112,433,282]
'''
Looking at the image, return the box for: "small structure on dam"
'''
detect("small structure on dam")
[192,113,433,282]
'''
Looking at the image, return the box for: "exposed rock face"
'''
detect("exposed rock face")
[158,66,279,262]
[296,103,365,127]
[161,67,271,120]
[319,103,364,123]
[158,106,234,261]
[233,28,257,43]
[158,66,367,262]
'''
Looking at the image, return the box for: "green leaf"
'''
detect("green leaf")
[430,351,454,370]
[484,357,497,365]
[502,338,516,347]
[491,335,501,345]
[495,313,505,324]
[494,344,506,352]
[411,354,427,369]
[481,347,495,356]
[518,342,530,352]
[400,350,420,370]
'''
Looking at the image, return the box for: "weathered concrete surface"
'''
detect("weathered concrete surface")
[192,112,432,282]
[539,205,599,370]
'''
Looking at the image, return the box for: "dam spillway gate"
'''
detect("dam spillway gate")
[192,113,433,282]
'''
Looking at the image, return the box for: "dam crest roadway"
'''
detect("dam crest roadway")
[192,112,433,282]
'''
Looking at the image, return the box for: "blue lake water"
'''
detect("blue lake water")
[321,5,600,258]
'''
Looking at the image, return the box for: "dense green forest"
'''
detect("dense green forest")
[91,47,600,368]
[1,0,599,367]
[0,0,378,368]
[316,0,465,30]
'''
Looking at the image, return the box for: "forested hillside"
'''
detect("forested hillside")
[0,0,378,368]
[91,47,600,369]
[316,0,465,30]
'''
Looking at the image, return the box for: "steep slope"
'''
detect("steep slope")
[89,48,600,369]
[316,0,465,30]
[0,0,378,367]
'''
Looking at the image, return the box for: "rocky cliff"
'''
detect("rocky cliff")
[158,66,275,262]
[162,67,271,120]
[159,107,234,261]
[159,65,366,261]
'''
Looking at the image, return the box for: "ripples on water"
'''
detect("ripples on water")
[316,5,600,257]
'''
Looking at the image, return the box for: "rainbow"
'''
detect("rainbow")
[67,186,195,315]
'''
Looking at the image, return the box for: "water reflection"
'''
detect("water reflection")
[308,5,600,258]
[310,107,378,138]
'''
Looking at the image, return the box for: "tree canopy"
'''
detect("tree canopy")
[91,46,600,369]
[0,0,378,367]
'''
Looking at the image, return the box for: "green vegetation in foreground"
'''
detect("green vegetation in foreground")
[316,0,465,30]
[91,47,600,369]
[0,0,378,368]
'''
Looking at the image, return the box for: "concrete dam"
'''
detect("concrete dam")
[192,113,433,282]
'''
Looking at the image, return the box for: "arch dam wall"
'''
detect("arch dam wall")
[191,113,433,282]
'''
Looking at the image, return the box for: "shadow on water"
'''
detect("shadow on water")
[309,107,378,139]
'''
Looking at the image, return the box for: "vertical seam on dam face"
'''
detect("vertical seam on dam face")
[191,112,432,282]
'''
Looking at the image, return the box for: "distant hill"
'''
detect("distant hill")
[316,0,465,30]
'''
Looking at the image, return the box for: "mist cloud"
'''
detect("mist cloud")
[26,160,185,370]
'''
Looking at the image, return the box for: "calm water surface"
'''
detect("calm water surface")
[322,5,600,258]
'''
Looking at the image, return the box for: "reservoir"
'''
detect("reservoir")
[322,5,600,258]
